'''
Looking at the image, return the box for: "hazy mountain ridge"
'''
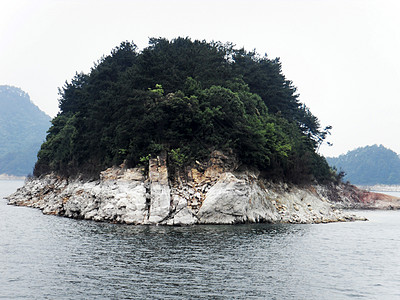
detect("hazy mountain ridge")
[326,144,400,185]
[0,85,51,176]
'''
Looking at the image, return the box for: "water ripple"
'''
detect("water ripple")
[2,181,400,299]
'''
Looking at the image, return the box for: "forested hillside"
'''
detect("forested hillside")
[34,37,333,183]
[0,85,50,176]
[326,144,400,185]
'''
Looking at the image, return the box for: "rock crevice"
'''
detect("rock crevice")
[7,151,386,225]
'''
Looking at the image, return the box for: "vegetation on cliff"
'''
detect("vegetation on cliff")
[34,37,333,183]
[327,144,400,185]
[0,85,50,176]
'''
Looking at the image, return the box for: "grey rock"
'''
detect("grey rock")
[6,154,368,225]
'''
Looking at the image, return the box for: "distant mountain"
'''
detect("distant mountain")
[0,85,51,176]
[326,144,400,185]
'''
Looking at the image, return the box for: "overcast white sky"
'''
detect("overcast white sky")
[1,0,400,157]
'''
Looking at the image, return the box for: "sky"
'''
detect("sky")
[1,0,400,157]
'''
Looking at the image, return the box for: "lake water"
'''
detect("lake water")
[1,180,400,299]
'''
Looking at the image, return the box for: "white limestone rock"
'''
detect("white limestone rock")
[6,157,365,225]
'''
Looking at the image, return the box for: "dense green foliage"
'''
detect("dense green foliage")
[34,37,332,182]
[326,144,400,185]
[0,85,50,176]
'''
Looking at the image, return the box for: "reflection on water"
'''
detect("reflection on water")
[1,180,400,299]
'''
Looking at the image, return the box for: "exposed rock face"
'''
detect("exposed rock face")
[147,152,170,223]
[7,151,374,225]
[320,183,400,210]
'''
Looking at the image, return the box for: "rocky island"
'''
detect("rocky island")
[8,38,397,224]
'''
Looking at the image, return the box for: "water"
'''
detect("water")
[1,180,400,299]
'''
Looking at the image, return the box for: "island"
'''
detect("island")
[0,85,50,177]
[7,38,398,224]
[327,144,400,186]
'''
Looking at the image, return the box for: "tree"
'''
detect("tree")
[34,38,333,183]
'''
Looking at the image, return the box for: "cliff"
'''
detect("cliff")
[7,151,379,225]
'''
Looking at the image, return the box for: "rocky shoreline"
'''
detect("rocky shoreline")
[326,183,400,210]
[7,151,398,225]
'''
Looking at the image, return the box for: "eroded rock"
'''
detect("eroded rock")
[6,152,376,225]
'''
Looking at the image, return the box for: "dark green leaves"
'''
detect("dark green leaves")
[34,38,332,183]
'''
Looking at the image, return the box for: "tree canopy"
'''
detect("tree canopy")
[34,37,332,183]
[326,144,400,185]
